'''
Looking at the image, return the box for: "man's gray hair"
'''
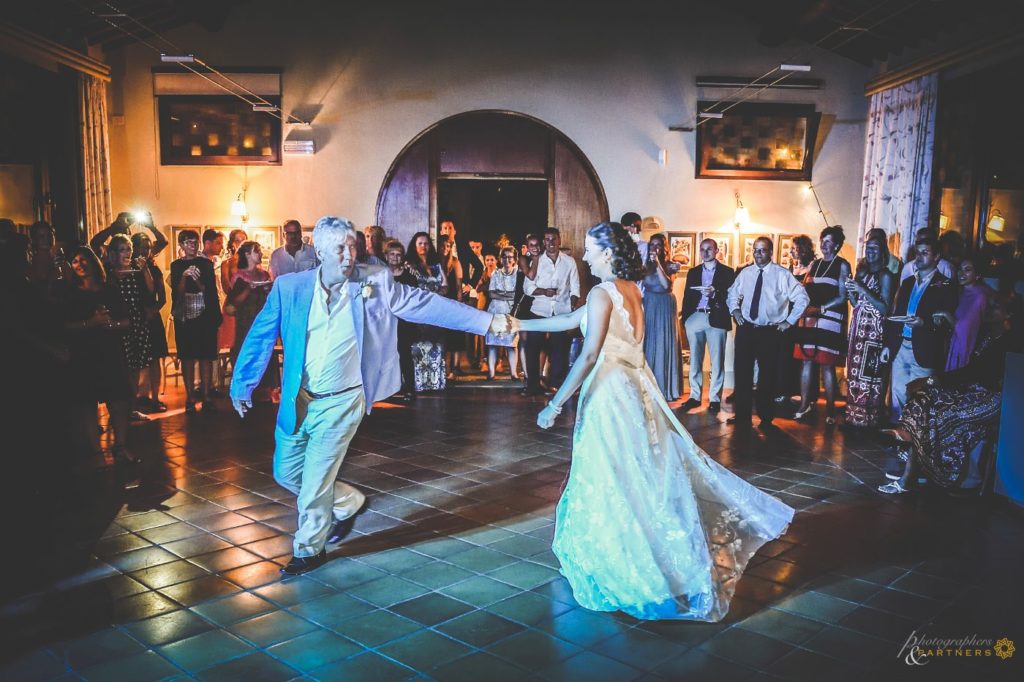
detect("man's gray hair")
[312,216,357,256]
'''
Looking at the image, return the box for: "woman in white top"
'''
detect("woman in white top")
[485,247,520,379]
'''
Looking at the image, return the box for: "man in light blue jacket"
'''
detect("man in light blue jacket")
[231,216,508,575]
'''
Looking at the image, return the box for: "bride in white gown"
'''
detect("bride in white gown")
[513,222,794,622]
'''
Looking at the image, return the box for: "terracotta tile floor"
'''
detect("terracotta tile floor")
[2,383,1022,680]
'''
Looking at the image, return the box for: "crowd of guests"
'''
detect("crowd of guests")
[2,210,1021,498]
[668,223,1023,497]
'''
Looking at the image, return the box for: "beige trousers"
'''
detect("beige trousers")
[273,387,366,557]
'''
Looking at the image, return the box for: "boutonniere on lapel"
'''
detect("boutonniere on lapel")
[360,282,374,300]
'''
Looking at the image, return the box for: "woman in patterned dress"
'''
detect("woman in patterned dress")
[844,231,896,428]
[103,235,154,420]
[879,295,1020,494]
[405,232,448,391]
[793,226,851,424]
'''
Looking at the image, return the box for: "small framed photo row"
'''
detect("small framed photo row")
[698,232,735,267]
[666,232,697,269]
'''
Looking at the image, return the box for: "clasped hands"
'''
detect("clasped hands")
[489,314,521,335]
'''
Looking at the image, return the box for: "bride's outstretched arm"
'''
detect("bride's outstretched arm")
[516,306,585,333]
[537,289,612,428]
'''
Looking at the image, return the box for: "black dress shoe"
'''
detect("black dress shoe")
[681,398,701,411]
[520,387,545,397]
[326,500,368,545]
[280,549,327,576]
[726,416,751,427]
[758,419,776,431]
[708,402,721,413]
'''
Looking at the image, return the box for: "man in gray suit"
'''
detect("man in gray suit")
[231,216,510,575]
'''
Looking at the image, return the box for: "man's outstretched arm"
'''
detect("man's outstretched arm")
[230,281,283,417]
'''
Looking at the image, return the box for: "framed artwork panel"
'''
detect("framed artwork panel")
[695,102,820,181]
[777,234,800,271]
[699,231,735,267]
[158,95,282,166]
[666,232,696,269]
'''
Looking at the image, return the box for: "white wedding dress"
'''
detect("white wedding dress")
[552,281,794,621]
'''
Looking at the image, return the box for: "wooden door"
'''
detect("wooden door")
[376,110,607,255]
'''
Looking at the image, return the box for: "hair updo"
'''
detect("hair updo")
[587,221,645,281]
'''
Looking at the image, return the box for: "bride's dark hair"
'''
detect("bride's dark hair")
[587,221,645,281]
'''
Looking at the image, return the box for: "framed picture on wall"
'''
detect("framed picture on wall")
[700,232,735,266]
[666,232,696,269]
[777,234,800,271]
[695,102,820,181]
[247,227,280,256]
[740,234,781,266]
[158,95,282,166]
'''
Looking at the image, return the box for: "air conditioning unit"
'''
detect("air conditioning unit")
[283,139,315,155]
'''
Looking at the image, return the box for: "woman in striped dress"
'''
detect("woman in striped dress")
[793,226,850,424]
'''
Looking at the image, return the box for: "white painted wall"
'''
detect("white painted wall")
[105,2,870,246]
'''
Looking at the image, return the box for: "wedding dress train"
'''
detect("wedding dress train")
[553,281,794,621]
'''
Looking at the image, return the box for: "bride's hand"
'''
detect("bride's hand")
[537,403,560,429]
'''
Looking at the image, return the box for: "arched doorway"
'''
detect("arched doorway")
[376,110,608,253]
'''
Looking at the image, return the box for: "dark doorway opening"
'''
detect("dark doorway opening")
[437,179,548,254]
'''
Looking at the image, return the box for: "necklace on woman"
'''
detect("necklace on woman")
[814,257,837,280]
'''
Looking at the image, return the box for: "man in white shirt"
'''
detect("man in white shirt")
[899,228,953,283]
[269,220,318,279]
[522,227,580,395]
[726,236,809,429]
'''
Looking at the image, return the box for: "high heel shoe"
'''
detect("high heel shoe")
[793,406,812,421]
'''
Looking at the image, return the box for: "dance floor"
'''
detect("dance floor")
[2,384,1022,680]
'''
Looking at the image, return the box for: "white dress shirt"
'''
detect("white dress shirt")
[302,270,362,394]
[524,251,580,317]
[270,244,319,279]
[726,262,809,326]
[900,257,953,283]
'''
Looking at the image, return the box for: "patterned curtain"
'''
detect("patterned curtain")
[79,74,113,241]
[856,73,938,259]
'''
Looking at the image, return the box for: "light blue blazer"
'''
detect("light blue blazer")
[230,264,493,433]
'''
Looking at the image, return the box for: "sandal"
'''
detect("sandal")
[185,400,197,414]
[793,407,812,421]
[878,480,909,495]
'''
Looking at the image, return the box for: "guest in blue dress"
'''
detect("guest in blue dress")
[641,234,682,400]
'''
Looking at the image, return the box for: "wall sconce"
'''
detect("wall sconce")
[938,212,950,231]
[230,191,249,226]
[733,191,750,232]
[986,209,1005,232]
